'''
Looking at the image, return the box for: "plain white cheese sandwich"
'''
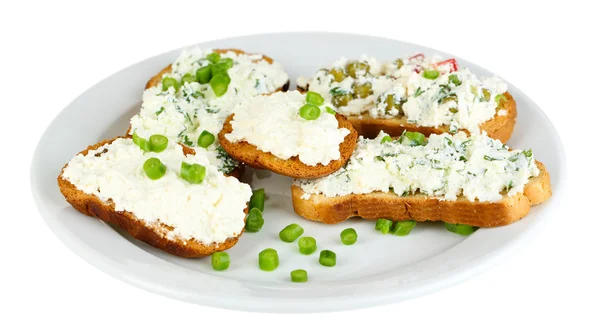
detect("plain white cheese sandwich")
[297,54,517,143]
[218,90,359,178]
[58,136,252,257]
[292,131,551,227]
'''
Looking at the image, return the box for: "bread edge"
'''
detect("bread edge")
[291,161,551,228]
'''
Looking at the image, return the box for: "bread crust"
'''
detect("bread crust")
[298,88,516,143]
[57,137,244,258]
[145,48,290,91]
[291,161,551,228]
[218,113,359,178]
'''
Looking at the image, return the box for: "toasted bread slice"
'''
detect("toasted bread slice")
[297,88,516,143]
[58,137,245,258]
[218,113,359,179]
[145,48,290,91]
[291,161,551,228]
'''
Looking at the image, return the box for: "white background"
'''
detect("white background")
[2,0,598,335]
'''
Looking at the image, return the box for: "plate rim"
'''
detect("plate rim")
[30,31,567,313]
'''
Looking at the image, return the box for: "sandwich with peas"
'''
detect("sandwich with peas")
[297,54,516,143]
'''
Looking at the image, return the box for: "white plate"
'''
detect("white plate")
[31,32,566,313]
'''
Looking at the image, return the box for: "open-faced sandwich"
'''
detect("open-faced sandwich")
[218,90,358,178]
[297,54,515,142]
[292,131,551,227]
[129,48,290,177]
[58,136,252,257]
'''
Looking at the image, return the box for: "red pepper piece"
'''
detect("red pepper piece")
[434,58,459,72]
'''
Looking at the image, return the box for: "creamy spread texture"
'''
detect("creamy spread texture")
[297,54,508,134]
[130,47,289,173]
[295,131,539,202]
[224,91,350,166]
[169,47,289,113]
[62,138,252,245]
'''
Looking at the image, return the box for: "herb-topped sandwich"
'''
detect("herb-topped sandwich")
[129,48,290,176]
[292,131,550,227]
[297,54,516,142]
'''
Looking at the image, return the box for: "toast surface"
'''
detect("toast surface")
[58,137,243,258]
[297,89,516,143]
[291,161,551,228]
[218,114,359,178]
[145,48,290,91]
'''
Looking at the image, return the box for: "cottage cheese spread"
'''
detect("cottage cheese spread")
[129,84,238,173]
[295,131,539,202]
[130,47,289,173]
[298,55,394,116]
[297,54,508,134]
[62,138,252,245]
[224,91,351,166]
[168,47,289,114]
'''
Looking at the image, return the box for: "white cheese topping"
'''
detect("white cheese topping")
[298,54,508,134]
[295,131,539,203]
[169,47,289,114]
[62,138,252,245]
[224,91,351,166]
[129,84,237,173]
[130,47,289,173]
[400,69,508,133]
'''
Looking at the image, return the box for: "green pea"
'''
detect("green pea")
[353,82,373,99]
[332,93,353,107]
[328,68,346,82]
[345,61,370,78]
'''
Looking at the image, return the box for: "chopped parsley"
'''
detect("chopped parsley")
[182,135,193,146]
[155,107,165,116]
[330,87,350,96]
[414,87,424,97]
[483,155,501,161]
[216,146,237,174]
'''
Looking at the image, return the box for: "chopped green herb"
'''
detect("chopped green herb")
[483,155,500,161]
[329,87,350,96]
[182,135,193,146]
[414,87,424,97]
[380,135,393,144]
[245,208,264,232]
[445,223,478,236]
[448,74,462,86]
[216,146,237,174]
[306,91,325,106]
[495,94,507,104]
[155,107,165,116]
[180,162,206,184]
[206,52,221,63]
